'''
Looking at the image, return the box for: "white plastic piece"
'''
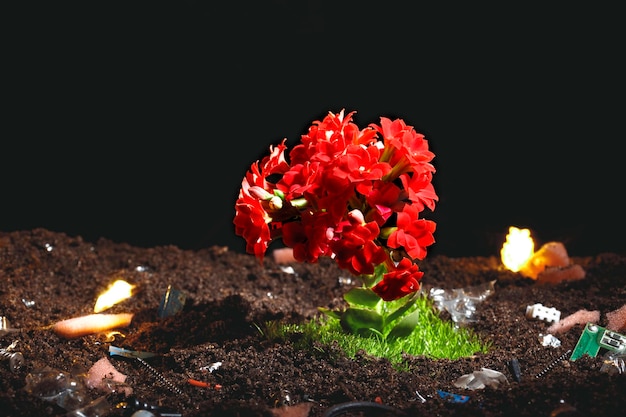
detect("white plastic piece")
[525,303,561,323]
[539,333,562,347]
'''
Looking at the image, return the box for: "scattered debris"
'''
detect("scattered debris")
[606,303,626,332]
[279,265,296,274]
[0,316,20,337]
[109,346,182,396]
[157,285,186,318]
[24,366,107,413]
[437,390,470,403]
[411,390,427,403]
[535,350,572,378]
[199,361,222,373]
[429,280,496,326]
[21,298,36,308]
[546,309,600,335]
[109,345,157,359]
[526,303,561,323]
[538,333,562,348]
[508,358,522,382]
[187,378,221,390]
[600,351,626,374]
[453,367,508,390]
[86,357,133,396]
[135,357,183,396]
[0,344,24,372]
[570,323,626,361]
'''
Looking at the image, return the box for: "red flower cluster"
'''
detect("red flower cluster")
[234,110,438,301]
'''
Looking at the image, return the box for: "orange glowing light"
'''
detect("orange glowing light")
[500,226,534,272]
[94,280,135,313]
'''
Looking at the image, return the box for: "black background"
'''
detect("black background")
[3,2,624,257]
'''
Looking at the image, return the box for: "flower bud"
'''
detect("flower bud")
[248,186,274,201]
[269,196,283,210]
[347,209,365,225]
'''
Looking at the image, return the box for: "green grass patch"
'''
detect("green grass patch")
[257,294,491,365]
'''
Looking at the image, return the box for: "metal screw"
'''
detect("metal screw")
[0,348,24,372]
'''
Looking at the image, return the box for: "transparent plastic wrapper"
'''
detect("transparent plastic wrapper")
[429,280,496,326]
[453,367,508,390]
[24,367,112,416]
[24,367,89,410]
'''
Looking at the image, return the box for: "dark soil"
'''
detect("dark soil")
[1,228,624,417]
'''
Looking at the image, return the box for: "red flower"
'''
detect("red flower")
[234,109,437,293]
[329,210,387,276]
[387,204,436,260]
[282,210,334,264]
[233,187,272,261]
[372,258,423,301]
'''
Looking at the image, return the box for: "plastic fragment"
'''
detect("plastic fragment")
[525,303,561,323]
[437,390,470,403]
[109,345,156,359]
[508,358,522,382]
[429,280,496,326]
[86,357,133,396]
[24,367,91,411]
[539,333,562,348]
[199,361,222,373]
[453,367,508,390]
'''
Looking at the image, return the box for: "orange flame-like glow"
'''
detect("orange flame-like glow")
[94,280,135,313]
[500,226,534,272]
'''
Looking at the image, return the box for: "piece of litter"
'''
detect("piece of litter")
[546,309,600,334]
[158,285,186,318]
[600,351,626,375]
[453,367,508,390]
[437,390,470,403]
[429,280,496,326]
[570,323,626,361]
[526,303,561,323]
[606,304,626,332]
[539,333,562,348]
[200,361,222,373]
[279,265,295,274]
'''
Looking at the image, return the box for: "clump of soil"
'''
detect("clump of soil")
[1,229,625,416]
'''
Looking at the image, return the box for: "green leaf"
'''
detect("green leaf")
[384,292,420,325]
[343,287,381,309]
[385,308,420,340]
[340,307,384,337]
[318,307,342,320]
